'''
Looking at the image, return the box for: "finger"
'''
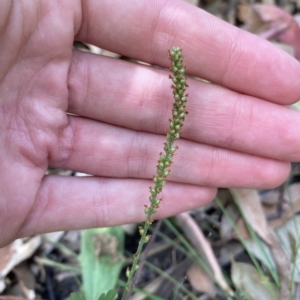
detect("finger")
[76,0,300,104]
[0,162,43,247]
[68,51,300,162]
[50,116,290,189]
[17,176,216,237]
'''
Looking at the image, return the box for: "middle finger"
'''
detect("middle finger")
[51,116,289,189]
[67,50,300,162]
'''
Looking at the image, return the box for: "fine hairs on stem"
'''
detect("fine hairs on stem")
[121,47,189,300]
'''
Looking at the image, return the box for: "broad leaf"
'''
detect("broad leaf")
[70,292,86,300]
[98,289,117,300]
[80,227,124,300]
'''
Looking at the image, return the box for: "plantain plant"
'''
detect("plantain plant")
[121,46,189,299]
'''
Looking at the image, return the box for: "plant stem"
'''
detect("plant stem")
[121,46,189,300]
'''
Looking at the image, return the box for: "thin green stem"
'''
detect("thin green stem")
[121,47,189,300]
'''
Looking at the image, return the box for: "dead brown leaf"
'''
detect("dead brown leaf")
[218,242,244,266]
[0,245,14,274]
[12,263,36,299]
[238,3,270,33]
[0,237,41,293]
[254,5,300,59]
[263,183,300,229]
[220,203,240,242]
[239,3,300,59]
[187,264,217,298]
[231,189,272,245]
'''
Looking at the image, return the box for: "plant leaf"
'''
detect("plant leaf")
[70,292,86,300]
[231,189,272,245]
[220,203,239,241]
[98,289,117,300]
[186,264,217,298]
[80,227,124,300]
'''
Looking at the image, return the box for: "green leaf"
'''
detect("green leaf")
[70,292,86,300]
[97,289,117,300]
[79,227,124,300]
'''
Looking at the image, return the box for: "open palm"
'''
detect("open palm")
[1,0,300,248]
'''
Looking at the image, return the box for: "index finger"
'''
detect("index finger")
[75,0,300,104]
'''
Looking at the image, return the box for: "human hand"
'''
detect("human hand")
[1,0,300,247]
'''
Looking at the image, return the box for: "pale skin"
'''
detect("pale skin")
[1,0,300,248]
